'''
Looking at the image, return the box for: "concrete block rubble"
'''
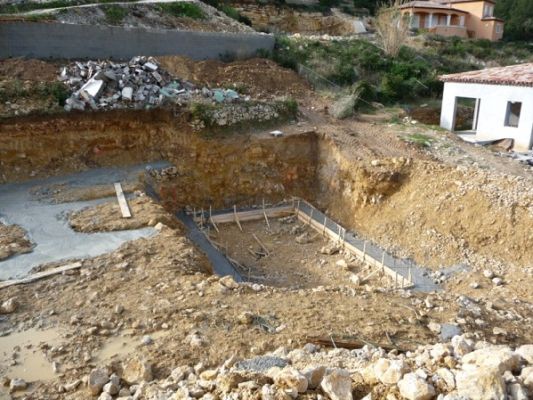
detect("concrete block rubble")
[59,56,242,111]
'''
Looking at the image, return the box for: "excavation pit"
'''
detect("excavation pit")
[185,200,438,291]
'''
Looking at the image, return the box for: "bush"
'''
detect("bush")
[102,5,127,24]
[158,2,205,19]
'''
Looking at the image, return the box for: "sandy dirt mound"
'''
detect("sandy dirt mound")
[157,57,310,99]
[0,222,33,261]
[69,195,178,232]
[0,58,59,82]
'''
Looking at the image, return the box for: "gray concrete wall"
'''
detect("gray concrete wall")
[0,21,275,60]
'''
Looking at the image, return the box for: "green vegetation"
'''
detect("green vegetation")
[203,0,251,25]
[102,5,127,24]
[400,133,435,148]
[265,35,533,105]
[0,81,70,106]
[495,0,533,41]
[157,2,205,19]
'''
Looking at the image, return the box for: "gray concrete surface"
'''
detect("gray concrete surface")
[0,162,170,280]
[0,21,275,60]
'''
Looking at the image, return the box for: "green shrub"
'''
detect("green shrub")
[103,5,127,24]
[0,81,70,106]
[158,2,205,19]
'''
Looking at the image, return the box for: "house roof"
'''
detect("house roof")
[437,0,495,4]
[440,63,533,87]
[400,1,467,12]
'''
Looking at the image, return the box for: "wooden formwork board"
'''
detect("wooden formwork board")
[202,206,294,224]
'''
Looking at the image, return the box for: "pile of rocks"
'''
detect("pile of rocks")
[59,57,241,112]
[82,335,532,400]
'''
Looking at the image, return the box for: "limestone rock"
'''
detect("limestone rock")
[508,383,529,400]
[219,275,239,290]
[98,393,113,400]
[397,373,435,400]
[462,346,521,373]
[320,369,353,400]
[88,368,109,395]
[520,366,533,390]
[451,335,473,357]
[516,345,533,364]
[122,358,153,384]
[274,368,308,393]
[0,298,18,314]
[373,358,407,385]
[434,368,455,391]
[302,365,326,389]
[9,378,27,392]
[456,365,506,400]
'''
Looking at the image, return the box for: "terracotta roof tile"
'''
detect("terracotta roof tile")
[439,63,533,87]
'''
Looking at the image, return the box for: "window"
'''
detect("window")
[483,4,493,18]
[505,101,522,128]
[496,24,502,34]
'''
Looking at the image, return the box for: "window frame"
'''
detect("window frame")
[504,101,522,128]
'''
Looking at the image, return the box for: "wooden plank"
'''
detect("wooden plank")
[114,182,131,218]
[0,262,83,289]
[252,233,270,256]
[209,206,294,224]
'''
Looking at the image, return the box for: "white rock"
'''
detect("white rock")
[88,368,109,395]
[0,298,18,314]
[320,369,353,400]
[451,335,473,357]
[462,346,521,373]
[397,373,435,400]
[350,274,362,286]
[121,87,133,101]
[9,378,27,392]
[373,358,407,385]
[303,366,326,389]
[520,366,533,390]
[492,277,503,286]
[219,275,239,289]
[483,270,494,279]
[122,358,153,384]
[428,322,441,333]
[98,393,113,400]
[508,383,528,400]
[336,259,348,269]
[516,345,533,364]
[274,368,308,393]
[103,381,120,395]
[435,368,455,390]
[456,365,506,400]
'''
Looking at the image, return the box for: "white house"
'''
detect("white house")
[440,63,533,151]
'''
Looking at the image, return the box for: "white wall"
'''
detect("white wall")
[441,82,533,150]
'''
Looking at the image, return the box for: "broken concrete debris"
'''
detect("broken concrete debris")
[60,56,242,112]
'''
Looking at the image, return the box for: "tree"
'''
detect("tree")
[374,0,410,57]
[495,0,533,41]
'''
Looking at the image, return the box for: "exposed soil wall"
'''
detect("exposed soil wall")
[0,110,318,208]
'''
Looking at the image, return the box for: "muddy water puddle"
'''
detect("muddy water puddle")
[96,330,168,362]
[0,328,64,398]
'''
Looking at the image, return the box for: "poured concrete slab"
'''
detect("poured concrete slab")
[0,161,170,280]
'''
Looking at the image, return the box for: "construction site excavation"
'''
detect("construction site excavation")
[1,4,533,399]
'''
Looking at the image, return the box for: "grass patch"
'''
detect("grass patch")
[0,81,70,106]
[400,133,435,148]
[102,5,127,24]
[158,2,205,19]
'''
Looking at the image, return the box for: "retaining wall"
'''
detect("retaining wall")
[0,21,275,60]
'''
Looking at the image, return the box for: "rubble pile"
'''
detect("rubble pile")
[59,56,241,112]
[79,334,533,400]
